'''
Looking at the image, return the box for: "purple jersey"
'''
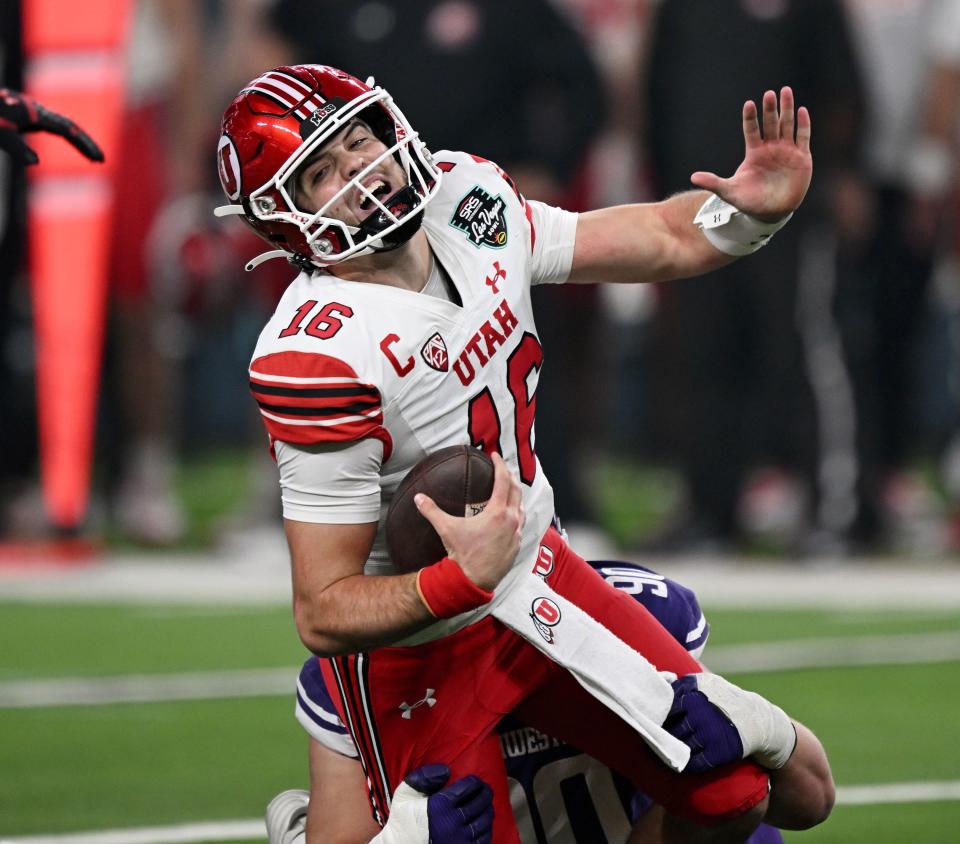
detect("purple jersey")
[294,560,782,844]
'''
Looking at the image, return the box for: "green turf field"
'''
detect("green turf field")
[1,600,958,842]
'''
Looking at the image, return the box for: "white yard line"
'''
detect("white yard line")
[658,560,960,610]
[0,819,264,844]
[705,631,960,674]
[2,540,959,608]
[4,781,960,843]
[836,780,960,805]
[0,668,295,709]
[2,631,958,710]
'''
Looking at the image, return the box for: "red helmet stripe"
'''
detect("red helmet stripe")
[243,83,299,112]
[244,71,328,120]
[265,70,311,93]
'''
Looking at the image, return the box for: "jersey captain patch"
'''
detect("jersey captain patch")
[449,185,508,248]
[420,332,449,372]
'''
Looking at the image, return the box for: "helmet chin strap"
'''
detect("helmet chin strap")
[357,185,424,251]
[214,204,292,271]
[213,204,245,218]
[244,250,290,271]
[369,209,425,254]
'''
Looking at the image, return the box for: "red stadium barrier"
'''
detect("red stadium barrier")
[24,0,131,530]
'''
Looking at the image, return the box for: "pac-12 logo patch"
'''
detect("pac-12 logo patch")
[450,185,508,248]
[421,332,449,371]
[530,597,561,644]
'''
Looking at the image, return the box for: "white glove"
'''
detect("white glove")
[370,780,431,843]
[265,789,309,844]
[372,764,493,844]
[695,673,798,769]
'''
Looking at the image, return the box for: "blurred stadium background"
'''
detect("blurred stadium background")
[2,0,959,842]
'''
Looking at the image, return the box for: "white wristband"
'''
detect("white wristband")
[694,194,792,256]
[695,673,798,770]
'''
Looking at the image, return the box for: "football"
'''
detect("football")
[385,445,495,573]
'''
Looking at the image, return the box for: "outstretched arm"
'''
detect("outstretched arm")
[568,87,812,285]
[0,88,104,165]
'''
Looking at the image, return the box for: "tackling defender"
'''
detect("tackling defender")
[217,64,826,841]
[266,562,831,843]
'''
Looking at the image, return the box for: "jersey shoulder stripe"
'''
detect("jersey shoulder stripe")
[295,658,357,757]
[250,351,393,458]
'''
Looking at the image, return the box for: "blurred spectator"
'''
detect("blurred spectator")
[549,0,654,550]
[257,0,604,201]
[836,0,960,553]
[0,0,34,534]
[0,2,106,537]
[103,0,210,544]
[0,0,212,542]
[640,0,866,554]
[231,0,612,548]
[106,0,300,546]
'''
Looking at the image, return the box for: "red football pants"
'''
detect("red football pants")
[321,528,768,840]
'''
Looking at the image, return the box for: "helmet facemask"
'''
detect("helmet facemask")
[220,83,441,270]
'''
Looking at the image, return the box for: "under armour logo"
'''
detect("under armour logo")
[399,688,437,719]
[486,261,506,294]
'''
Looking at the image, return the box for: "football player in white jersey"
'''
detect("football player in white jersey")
[216,65,828,842]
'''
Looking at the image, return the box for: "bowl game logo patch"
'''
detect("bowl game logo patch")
[450,185,508,248]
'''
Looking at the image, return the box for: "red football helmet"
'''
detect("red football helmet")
[215,64,442,270]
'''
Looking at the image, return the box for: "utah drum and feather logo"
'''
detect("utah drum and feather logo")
[530,597,561,644]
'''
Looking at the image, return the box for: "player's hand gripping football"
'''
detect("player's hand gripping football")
[0,88,105,165]
[690,86,812,222]
[414,452,524,591]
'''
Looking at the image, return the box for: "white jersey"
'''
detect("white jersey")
[249,151,578,644]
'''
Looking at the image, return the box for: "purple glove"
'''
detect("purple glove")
[405,764,494,844]
[0,88,105,165]
[664,675,744,774]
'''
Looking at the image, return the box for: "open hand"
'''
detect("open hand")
[691,87,811,222]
